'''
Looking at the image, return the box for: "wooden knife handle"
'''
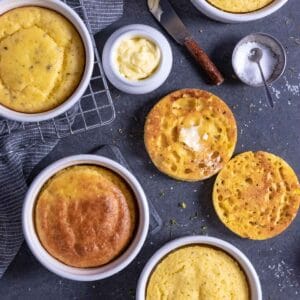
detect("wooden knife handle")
[184,37,224,86]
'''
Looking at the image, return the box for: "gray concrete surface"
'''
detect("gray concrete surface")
[0,0,300,299]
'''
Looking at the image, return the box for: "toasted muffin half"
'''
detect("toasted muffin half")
[213,151,300,240]
[144,89,237,181]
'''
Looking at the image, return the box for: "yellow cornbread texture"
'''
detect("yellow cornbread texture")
[146,245,250,300]
[35,165,137,268]
[213,151,300,240]
[207,0,274,13]
[144,89,237,181]
[0,7,85,113]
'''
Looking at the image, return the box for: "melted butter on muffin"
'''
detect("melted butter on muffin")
[0,7,85,113]
[147,245,250,300]
[35,165,137,268]
[144,89,237,181]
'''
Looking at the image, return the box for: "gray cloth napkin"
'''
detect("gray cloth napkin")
[0,0,123,278]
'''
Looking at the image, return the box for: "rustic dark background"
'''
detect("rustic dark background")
[1,0,300,299]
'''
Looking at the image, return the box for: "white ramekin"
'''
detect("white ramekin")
[22,155,149,281]
[137,236,262,300]
[102,24,173,94]
[191,0,288,23]
[0,0,94,122]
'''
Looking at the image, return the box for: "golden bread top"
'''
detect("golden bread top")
[0,7,85,113]
[213,151,300,240]
[144,89,237,181]
[206,0,274,13]
[146,245,250,300]
[35,165,137,268]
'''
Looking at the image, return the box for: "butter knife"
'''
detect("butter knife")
[148,0,224,85]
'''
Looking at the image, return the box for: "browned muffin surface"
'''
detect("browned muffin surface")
[144,89,237,181]
[35,165,137,268]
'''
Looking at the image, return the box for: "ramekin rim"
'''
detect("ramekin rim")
[22,154,149,281]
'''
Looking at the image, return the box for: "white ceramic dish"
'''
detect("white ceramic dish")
[0,0,94,122]
[22,155,149,281]
[136,236,262,300]
[191,0,288,23]
[232,33,286,87]
[102,24,173,94]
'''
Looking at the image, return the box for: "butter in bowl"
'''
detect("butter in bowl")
[102,24,173,94]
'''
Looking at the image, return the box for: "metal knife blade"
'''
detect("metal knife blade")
[147,0,191,44]
[147,0,224,85]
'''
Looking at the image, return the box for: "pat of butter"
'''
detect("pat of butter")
[116,37,161,80]
[203,133,209,140]
[179,126,202,152]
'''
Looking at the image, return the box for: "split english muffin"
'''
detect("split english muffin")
[144,89,237,181]
[35,165,137,268]
[213,151,300,240]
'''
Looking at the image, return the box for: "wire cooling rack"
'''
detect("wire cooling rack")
[0,0,115,149]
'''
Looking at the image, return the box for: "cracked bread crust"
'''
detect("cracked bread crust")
[0,6,85,113]
[35,165,137,268]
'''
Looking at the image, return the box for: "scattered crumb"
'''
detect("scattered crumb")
[169,219,177,225]
[200,225,208,235]
[289,36,300,45]
[284,76,300,96]
[189,212,198,220]
[268,260,299,293]
[271,86,281,99]
[178,201,187,209]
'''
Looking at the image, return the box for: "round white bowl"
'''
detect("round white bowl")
[102,24,173,94]
[137,236,262,300]
[232,32,286,87]
[191,0,288,23]
[0,0,94,122]
[22,155,149,281]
